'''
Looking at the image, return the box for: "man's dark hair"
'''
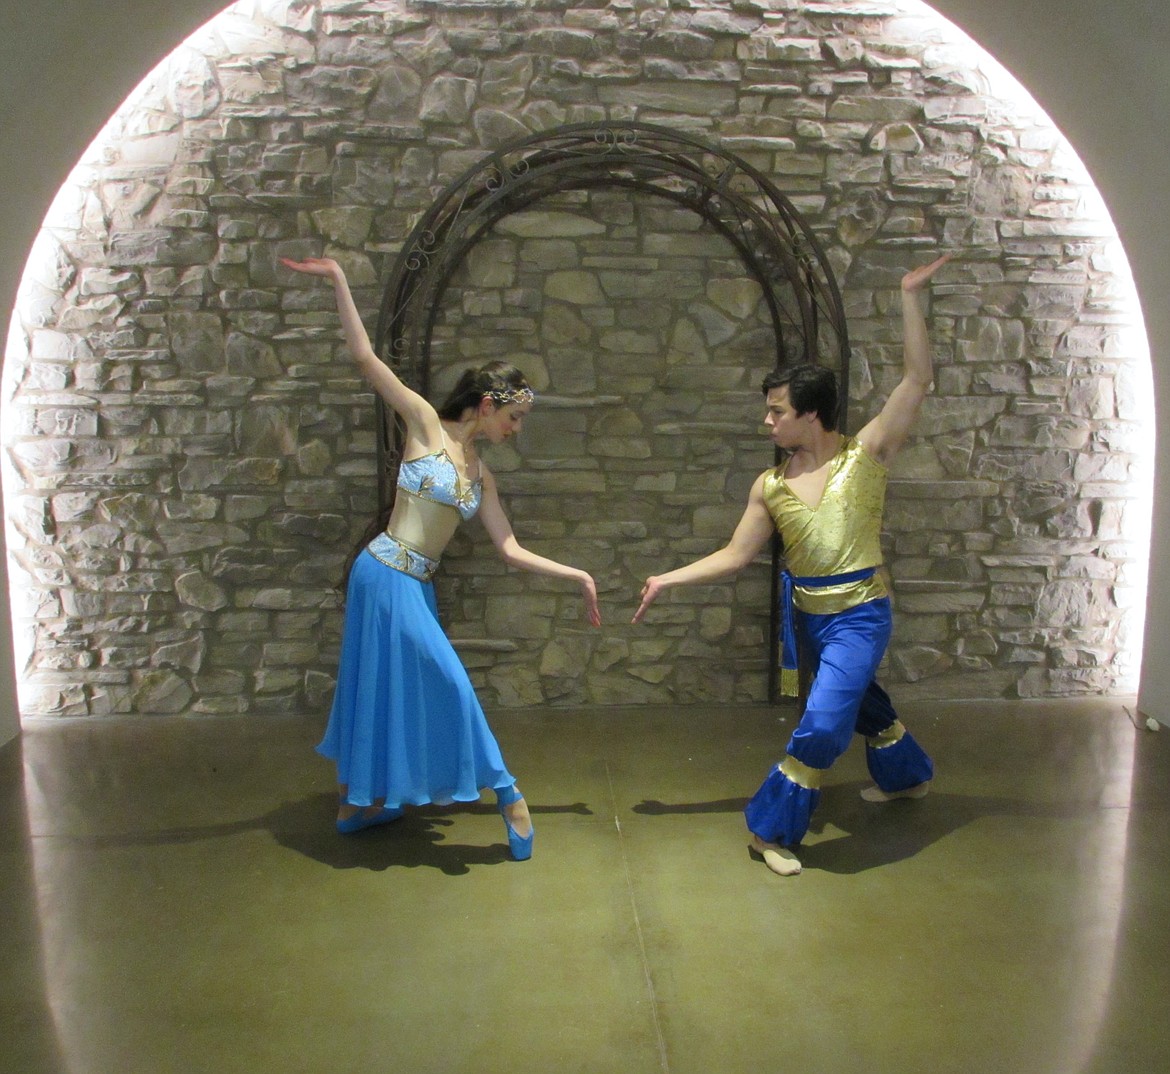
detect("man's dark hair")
[761,363,839,429]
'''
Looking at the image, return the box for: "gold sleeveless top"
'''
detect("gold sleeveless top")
[762,436,889,615]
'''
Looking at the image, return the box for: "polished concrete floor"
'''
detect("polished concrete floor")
[2,697,1169,1074]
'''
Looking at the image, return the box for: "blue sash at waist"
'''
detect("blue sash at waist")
[780,567,877,685]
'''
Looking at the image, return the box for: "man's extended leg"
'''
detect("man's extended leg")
[744,600,890,870]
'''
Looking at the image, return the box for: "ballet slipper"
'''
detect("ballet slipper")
[499,798,534,861]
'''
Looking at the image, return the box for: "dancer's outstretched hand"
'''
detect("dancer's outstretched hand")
[280,256,342,280]
[901,253,952,293]
[631,576,665,625]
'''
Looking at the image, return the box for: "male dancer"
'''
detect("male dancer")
[633,254,950,875]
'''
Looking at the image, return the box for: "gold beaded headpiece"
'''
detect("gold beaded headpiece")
[488,386,535,407]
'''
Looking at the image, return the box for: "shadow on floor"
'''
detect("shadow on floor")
[632,783,1107,874]
[78,793,597,876]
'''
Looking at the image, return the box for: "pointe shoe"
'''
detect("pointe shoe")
[336,806,404,834]
[860,780,931,803]
[498,802,534,861]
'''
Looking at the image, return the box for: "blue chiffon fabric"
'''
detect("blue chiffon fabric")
[317,547,515,808]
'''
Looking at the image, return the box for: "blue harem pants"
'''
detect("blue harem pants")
[744,597,933,847]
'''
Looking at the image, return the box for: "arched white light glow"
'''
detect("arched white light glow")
[893,13,1149,1066]
[899,0,1154,694]
[2,0,1154,704]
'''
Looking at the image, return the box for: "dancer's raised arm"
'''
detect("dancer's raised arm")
[280,257,440,447]
[856,253,951,465]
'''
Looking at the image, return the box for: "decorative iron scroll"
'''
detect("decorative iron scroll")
[372,121,852,702]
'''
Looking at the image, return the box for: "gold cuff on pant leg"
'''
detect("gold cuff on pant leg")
[866,719,906,750]
[779,754,823,790]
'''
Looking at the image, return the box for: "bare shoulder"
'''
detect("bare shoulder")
[750,468,775,497]
[401,407,445,456]
[744,469,780,517]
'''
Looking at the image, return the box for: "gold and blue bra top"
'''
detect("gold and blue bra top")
[397,448,482,521]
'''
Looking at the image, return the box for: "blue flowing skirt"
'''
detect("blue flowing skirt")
[317,549,515,808]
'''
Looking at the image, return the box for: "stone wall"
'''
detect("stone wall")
[2,0,1147,716]
[428,188,776,706]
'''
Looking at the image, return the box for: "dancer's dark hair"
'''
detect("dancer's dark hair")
[761,363,839,430]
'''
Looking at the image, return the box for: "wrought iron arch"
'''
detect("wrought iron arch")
[373,121,852,702]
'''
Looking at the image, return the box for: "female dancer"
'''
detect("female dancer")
[281,256,601,861]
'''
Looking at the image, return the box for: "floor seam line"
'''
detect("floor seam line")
[606,761,670,1074]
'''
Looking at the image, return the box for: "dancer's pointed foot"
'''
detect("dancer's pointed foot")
[500,797,534,861]
[749,833,802,876]
[860,780,931,803]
